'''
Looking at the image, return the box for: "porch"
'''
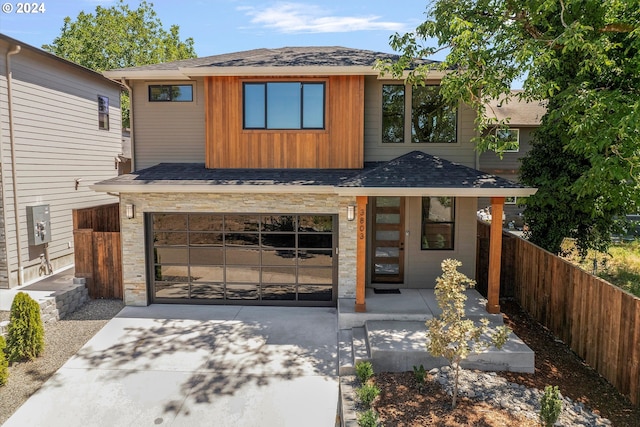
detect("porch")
[337,288,535,374]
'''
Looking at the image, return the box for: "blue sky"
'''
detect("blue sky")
[0,0,440,58]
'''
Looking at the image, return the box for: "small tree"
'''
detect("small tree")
[5,292,45,362]
[426,259,510,408]
[0,336,8,386]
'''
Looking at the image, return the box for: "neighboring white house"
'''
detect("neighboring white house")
[0,34,123,288]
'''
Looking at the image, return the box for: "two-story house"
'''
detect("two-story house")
[96,47,536,313]
[0,34,122,288]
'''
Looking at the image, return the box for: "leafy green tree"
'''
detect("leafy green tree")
[426,259,510,409]
[380,0,640,255]
[43,0,196,127]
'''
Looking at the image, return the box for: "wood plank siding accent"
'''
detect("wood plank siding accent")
[205,75,364,169]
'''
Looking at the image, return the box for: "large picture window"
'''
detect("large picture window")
[243,82,325,130]
[421,197,455,250]
[382,84,457,144]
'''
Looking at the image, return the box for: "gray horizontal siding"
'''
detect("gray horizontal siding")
[132,79,206,170]
[363,75,478,167]
[478,127,535,174]
[0,40,121,285]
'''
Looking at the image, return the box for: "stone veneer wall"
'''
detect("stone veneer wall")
[120,192,358,306]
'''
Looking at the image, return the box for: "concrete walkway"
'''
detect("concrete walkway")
[3,305,339,427]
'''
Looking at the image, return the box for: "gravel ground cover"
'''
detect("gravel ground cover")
[0,299,124,424]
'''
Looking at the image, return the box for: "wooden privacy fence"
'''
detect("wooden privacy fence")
[72,203,122,299]
[477,220,640,406]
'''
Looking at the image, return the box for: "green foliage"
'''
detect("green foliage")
[42,0,197,127]
[379,0,640,255]
[426,259,510,408]
[355,360,374,384]
[357,383,381,408]
[357,409,379,427]
[5,292,45,362]
[413,364,427,386]
[540,385,563,427]
[0,336,8,386]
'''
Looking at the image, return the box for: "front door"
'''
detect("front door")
[371,197,405,283]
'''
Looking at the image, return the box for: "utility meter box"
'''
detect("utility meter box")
[27,204,52,246]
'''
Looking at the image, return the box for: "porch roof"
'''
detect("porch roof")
[91,151,536,197]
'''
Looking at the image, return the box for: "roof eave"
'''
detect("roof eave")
[90,183,338,194]
[335,187,538,197]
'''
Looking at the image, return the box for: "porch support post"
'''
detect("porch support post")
[487,196,505,314]
[355,196,368,312]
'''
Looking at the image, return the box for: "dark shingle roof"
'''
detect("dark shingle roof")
[107,46,417,72]
[339,151,526,189]
[94,151,531,195]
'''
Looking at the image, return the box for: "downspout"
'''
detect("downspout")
[120,78,135,171]
[5,44,24,286]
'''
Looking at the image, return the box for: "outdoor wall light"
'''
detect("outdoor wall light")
[347,204,356,221]
[125,204,135,219]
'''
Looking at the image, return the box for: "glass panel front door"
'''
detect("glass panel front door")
[371,197,405,283]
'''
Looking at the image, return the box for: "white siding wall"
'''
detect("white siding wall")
[132,79,205,170]
[0,40,122,287]
[363,75,478,167]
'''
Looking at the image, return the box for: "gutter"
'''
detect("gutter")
[4,44,24,286]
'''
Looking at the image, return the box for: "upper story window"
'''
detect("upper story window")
[243,82,325,130]
[149,84,193,102]
[98,95,109,130]
[382,84,457,144]
[494,128,520,152]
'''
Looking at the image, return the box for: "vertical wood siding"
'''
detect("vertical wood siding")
[205,75,364,169]
[0,41,121,286]
[477,220,640,406]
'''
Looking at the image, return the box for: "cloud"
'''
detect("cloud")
[238,2,407,34]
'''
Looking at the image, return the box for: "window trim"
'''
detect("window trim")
[148,84,194,102]
[381,82,458,145]
[98,95,109,131]
[242,81,326,130]
[420,197,455,251]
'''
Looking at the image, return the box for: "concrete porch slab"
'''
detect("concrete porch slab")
[365,320,534,373]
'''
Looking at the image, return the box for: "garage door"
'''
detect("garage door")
[148,213,337,306]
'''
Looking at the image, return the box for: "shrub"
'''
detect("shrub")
[355,360,374,384]
[0,336,8,386]
[540,385,563,427]
[5,292,45,362]
[357,383,380,408]
[413,364,426,385]
[357,409,379,427]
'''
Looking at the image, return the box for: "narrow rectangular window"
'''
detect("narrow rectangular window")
[98,95,109,130]
[411,85,457,143]
[421,197,455,250]
[149,85,193,102]
[243,82,325,130]
[382,84,405,143]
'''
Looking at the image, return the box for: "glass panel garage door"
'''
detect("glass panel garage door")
[149,213,336,305]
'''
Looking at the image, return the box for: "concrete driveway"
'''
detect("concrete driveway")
[3,304,339,427]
